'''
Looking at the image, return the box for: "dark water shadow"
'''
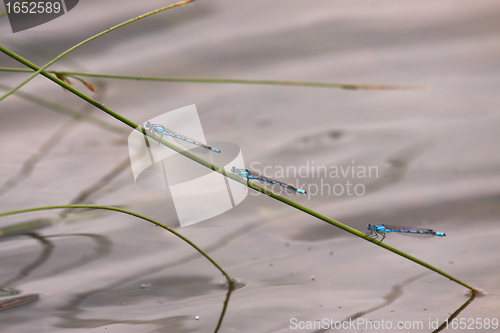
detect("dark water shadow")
[0,231,112,315]
[309,272,479,333]
[278,129,430,192]
[0,233,54,296]
[51,215,272,332]
[38,233,113,279]
[339,273,431,326]
[364,140,431,194]
[59,157,131,218]
[311,272,429,333]
[55,273,235,333]
[0,85,108,198]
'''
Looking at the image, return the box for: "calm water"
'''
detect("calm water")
[1,1,500,332]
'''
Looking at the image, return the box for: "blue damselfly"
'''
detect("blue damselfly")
[366,224,446,242]
[145,122,221,154]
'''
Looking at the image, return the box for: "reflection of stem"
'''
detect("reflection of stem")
[214,279,235,333]
[38,233,112,280]
[0,205,235,332]
[0,205,234,291]
[0,232,111,298]
[432,291,477,333]
[0,84,126,135]
[0,218,53,237]
[60,157,131,217]
[0,233,54,295]
[311,272,430,333]
[312,274,478,333]
[0,0,198,102]
[348,273,429,321]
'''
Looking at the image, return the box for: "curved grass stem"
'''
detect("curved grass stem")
[0,204,234,332]
[0,204,234,284]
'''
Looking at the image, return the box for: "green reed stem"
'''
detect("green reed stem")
[0,0,197,103]
[0,205,234,283]
[0,67,429,90]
